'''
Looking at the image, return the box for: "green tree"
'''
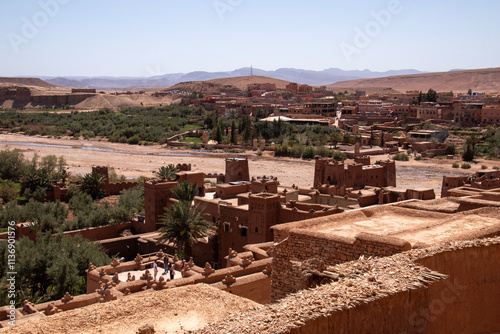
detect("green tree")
[156,164,178,181]
[0,149,27,181]
[0,180,20,203]
[462,134,479,162]
[230,120,236,145]
[172,181,199,202]
[80,171,106,200]
[158,201,215,258]
[1,234,110,306]
[329,130,342,148]
[426,88,437,102]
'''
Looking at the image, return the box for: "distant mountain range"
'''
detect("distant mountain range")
[40,68,426,89]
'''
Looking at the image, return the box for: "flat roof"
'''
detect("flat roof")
[273,205,500,248]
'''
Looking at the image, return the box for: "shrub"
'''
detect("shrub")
[189,142,201,150]
[415,155,423,161]
[331,150,347,161]
[494,166,500,170]
[314,145,330,158]
[481,165,488,170]
[461,163,471,169]
[301,146,315,160]
[452,163,459,168]
[446,143,456,155]
[393,153,409,161]
[127,135,140,145]
[462,146,474,161]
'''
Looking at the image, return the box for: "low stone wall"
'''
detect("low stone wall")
[271,228,410,300]
[195,236,500,334]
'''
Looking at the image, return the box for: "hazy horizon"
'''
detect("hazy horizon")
[1,0,499,77]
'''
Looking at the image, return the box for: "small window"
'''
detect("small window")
[224,222,231,232]
[255,227,259,233]
[240,226,248,237]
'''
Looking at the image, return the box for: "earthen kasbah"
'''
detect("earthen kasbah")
[1,152,499,334]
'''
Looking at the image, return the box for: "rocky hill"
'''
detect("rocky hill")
[327,68,500,93]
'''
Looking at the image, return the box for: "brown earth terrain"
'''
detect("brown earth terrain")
[0,133,491,197]
[0,77,56,89]
[166,75,291,93]
[1,284,260,334]
[327,67,500,93]
[207,75,291,90]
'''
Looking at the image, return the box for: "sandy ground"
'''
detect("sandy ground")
[1,284,260,334]
[0,133,495,197]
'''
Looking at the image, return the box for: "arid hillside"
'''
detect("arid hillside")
[0,77,175,110]
[207,75,291,90]
[327,67,500,93]
[0,77,56,89]
[166,75,291,93]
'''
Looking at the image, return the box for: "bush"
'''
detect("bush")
[481,165,488,170]
[393,153,409,161]
[331,150,347,161]
[452,163,459,168]
[461,163,471,169]
[189,142,201,150]
[462,147,474,161]
[301,146,315,160]
[314,145,330,158]
[494,166,500,170]
[415,155,423,161]
[127,135,140,145]
[446,143,456,155]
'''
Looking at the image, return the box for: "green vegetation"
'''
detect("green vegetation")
[158,183,215,258]
[156,164,179,180]
[393,152,410,161]
[461,163,471,169]
[452,163,460,168]
[0,234,110,307]
[0,107,205,144]
[415,155,423,161]
[180,137,202,144]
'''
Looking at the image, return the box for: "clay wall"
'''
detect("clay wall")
[225,158,250,183]
[314,158,396,189]
[441,176,468,197]
[279,202,343,224]
[219,205,249,264]
[308,193,358,208]
[72,88,96,93]
[108,181,139,195]
[216,183,250,199]
[215,272,271,304]
[144,180,178,230]
[271,228,410,300]
[11,222,132,242]
[251,178,278,194]
[360,166,387,188]
[283,242,500,334]
[247,193,281,245]
[406,188,436,200]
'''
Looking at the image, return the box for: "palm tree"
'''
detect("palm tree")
[156,164,178,180]
[80,171,106,200]
[172,180,199,202]
[158,201,215,258]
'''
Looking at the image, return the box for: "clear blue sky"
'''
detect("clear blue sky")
[1,0,499,77]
